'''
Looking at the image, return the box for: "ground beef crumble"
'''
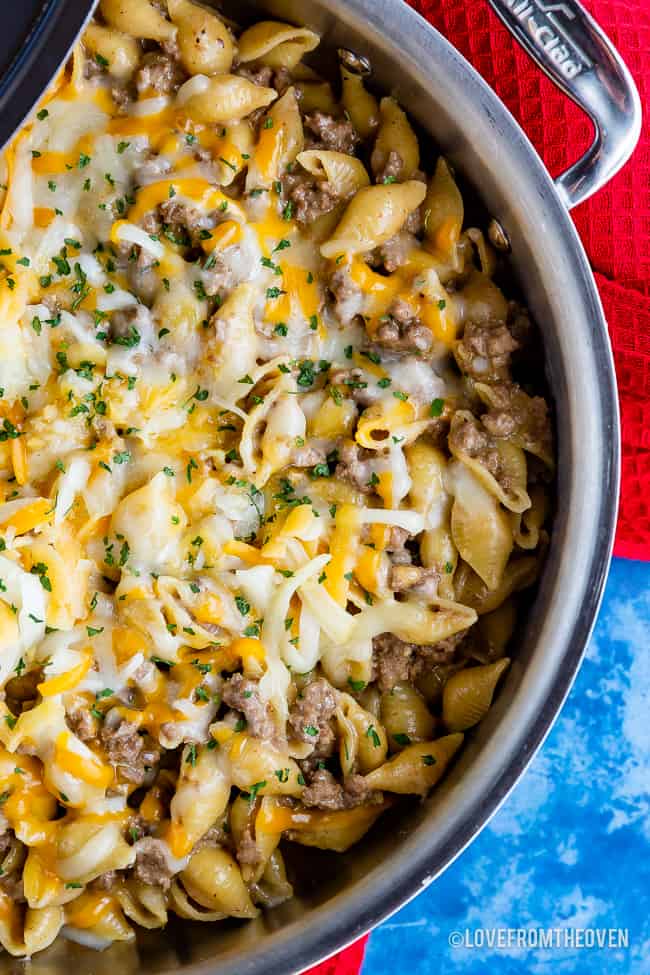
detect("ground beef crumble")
[304,111,359,154]
[287,176,340,224]
[288,679,338,758]
[335,442,377,494]
[371,231,418,272]
[222,673,277,741]
[135,52,186,95]
[133,838,174,890]
[66,706,97,742]
[373,149,405,184]
[373,297,433,354]
[236,64,291,95]
[301,769,382,810]
[328,265,364,325]
[372,632,465,692]
[100,717,160,785]
[479,382,552,460]
[449,411,514,490]
[454,321,519,382]
[389,564,439,600]
[236,826,262,868]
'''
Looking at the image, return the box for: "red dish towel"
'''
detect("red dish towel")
[304,1,648,973]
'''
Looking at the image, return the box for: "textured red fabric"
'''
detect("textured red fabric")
[304,4,647,973]
[303,935,369,975]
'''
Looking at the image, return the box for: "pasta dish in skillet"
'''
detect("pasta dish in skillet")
[0,0,553,954]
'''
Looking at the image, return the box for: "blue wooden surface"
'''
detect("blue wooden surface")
[364,557,650,974]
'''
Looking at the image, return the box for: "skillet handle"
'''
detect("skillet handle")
[486,0,642,209]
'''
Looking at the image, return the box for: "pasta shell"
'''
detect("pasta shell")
[337,692,388,773]
[285,803,389,852]
[23,906,65,955]
[248,849,293,909]
[476,598,517,661]
[371,97,419,181]
[65,892,134,942]
[182,75,277,124]
[320,181,427,258]
[340,66,379,140]
[297,150,369,199]
[23,849,76,909]
[169,745,230,856]
[512,485,549,550]
[247,88,304,187]
[296,81,339,114]
[169,880,226,921]
[423,157,464,263]
[238,21,320,69]
[82,25,140,81]
[349,595,476,647]
[442,658,510,732]
[224,732,304,796]
[454,556,538,615]
[415,662,464,706]
[362,735,464,795]
[115,880,168,930]
[0,904,64,957]
[99,0,176,42]
[380,682,435,750]
[449,459,513,591]
[229,795,280,884]
[56,821,135,884]
[167,0,234,75]
[181,847,258,918]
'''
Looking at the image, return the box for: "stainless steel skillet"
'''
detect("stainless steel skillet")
[0,1,640,972]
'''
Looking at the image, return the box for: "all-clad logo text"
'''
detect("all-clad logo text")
[503,0,588,79]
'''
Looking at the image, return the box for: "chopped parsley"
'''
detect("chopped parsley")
[111,326,140,348]
[366,725,381,747]
[296,360,315,387]
[30,562,52,592]
[393,733,412,746]
[247,780,267,802]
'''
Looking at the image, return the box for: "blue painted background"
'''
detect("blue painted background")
[364,558,650,974]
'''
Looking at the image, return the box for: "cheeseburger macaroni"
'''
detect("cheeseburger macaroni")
[0,0,553,954]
